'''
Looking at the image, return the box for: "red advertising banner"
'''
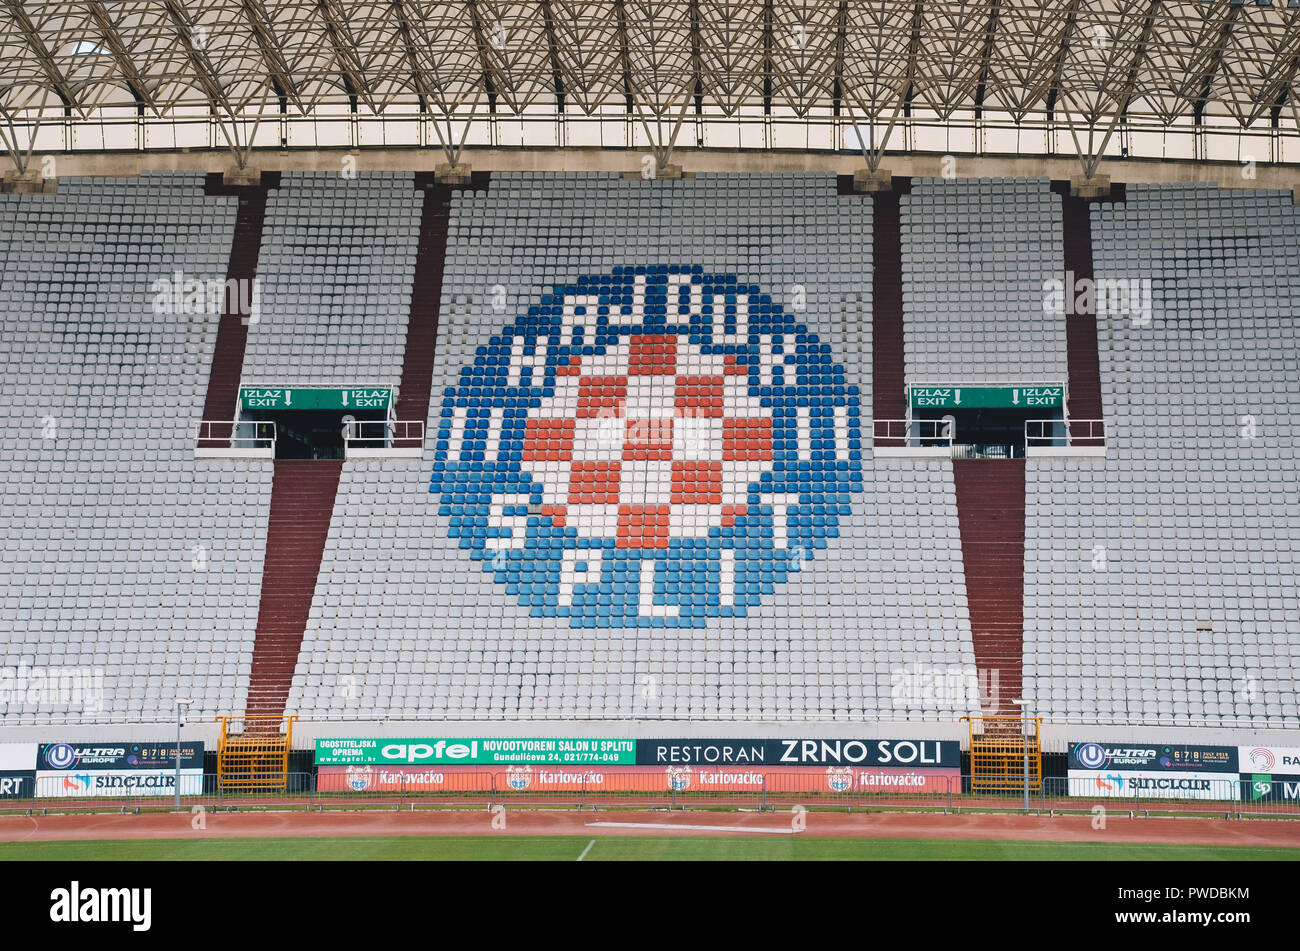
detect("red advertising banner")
[317,764,960,794]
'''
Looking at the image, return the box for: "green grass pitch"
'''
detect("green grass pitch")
[2,836,1297,861]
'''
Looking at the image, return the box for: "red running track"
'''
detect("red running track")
[1,809,1297,849]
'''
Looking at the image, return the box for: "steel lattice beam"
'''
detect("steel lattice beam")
[161,0,236,117]
[0,1,1295,155]
[846,0,924,171]
[614,0,633,112]
[973,0,1001,118]
[387,0,438,110]
[161,0,274,167]
[1252,7,1300,125]
[538,0,566,109]
[1043,0,1085,121]
[239,0,305,110]
[465,0,513,112]
[1183,1,1243,120]
[1057,0,1162,179]
[84,0,155,109]
[2,0,84,113]
[689,0,703,115]
[832,0,847,116]
[315,0,378,111]
[1117,0,1163,118]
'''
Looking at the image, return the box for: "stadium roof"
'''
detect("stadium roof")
[2,1,1299,175]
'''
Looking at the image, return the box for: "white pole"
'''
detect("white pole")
[1022,710,1030,813]
[174,698,192,811]
[174,704,182,810]
[1012,698,1029,813]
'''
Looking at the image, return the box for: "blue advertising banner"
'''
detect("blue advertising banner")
[37,742,203,771]
[35,741,205,799]
[0,743,36,799]
[1068,742,1238,773]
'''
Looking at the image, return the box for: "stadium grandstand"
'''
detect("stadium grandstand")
[0,0,1298,810]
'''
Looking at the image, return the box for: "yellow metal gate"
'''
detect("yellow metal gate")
[216,715,296,794]
[962,715,1042,794]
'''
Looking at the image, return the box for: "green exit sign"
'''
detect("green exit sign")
[240,386,392,411]
[909,384,1065,410]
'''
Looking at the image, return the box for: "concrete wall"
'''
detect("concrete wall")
[3,718,1298,753]
[23,146,1300,191]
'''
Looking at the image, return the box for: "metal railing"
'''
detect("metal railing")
[1026,418,1106,448]
[6,772,1296,819]
[907,378,1066,391]
[874,420,1022,459]
[193,419,276,455]
[873,418,953,447]
[5,103,1293,169]
[238,379,398,392]
[1025,419,1064,446]
[1067,417,1107,445]
[4,711,1298,732]
[950,443,1022,459]
[343,419,425,455]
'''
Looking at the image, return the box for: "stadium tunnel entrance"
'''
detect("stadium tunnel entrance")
[908,383,1067,459]
[911,407,1065,459]
[238,385,394,460]
[249,408,388,460]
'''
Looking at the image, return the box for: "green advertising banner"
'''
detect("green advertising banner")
[315,737,637,766]
[240,387,392,411]
[908,384,1064,410]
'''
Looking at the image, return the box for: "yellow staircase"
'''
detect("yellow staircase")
[963,715,1042,793]
[216,715,295,794]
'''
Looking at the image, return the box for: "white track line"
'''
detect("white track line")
[585,821,796,835]
[577,839,595,861]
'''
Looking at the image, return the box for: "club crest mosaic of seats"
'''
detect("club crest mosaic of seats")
[431,265,864,628]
